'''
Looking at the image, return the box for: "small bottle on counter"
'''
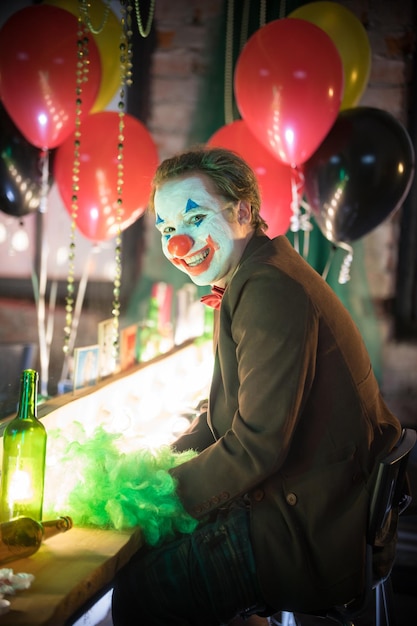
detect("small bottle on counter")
[0,516,73,565]
[0,369,47,522]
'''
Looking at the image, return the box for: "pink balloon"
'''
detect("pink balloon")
[234,18,344,167]
[0,5,102,149]
[54,112,159,242]
[208,120,300,237]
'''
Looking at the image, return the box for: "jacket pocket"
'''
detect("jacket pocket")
[280,447,368,591]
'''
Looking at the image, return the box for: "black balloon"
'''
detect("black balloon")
[303,107,415,244]
[0,104,54,217]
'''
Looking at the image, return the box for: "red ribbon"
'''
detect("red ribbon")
[200,285,225,310]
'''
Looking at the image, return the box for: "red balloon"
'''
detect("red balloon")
[234,18,344,167]
[54,112,159,242]
[208,120,300,236]
[0,5,102,149]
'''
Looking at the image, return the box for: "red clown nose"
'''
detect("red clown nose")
[167,234,194,257]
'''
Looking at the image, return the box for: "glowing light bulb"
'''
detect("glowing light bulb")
[11,229,29,252]
[56,246,68,266]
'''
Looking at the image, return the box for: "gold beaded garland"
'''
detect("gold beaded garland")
[63,14,91,356]
[134,0,155,38]
[63,1,155,365]
[78,0,112,35]
[109,1,128,362]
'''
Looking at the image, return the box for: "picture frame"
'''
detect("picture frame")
[119,323,139,371]
[98,318,117,378]
[73,344,100,391]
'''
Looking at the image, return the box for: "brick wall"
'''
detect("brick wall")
[149,0,223,159]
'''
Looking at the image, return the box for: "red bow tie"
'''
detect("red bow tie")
[200,285,225,310]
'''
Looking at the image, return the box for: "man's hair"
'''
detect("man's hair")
[148,145,268,231]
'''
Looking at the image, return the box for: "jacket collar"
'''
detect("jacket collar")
[235,229,272,267]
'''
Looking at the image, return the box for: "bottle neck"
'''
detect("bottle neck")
[17,369,38,420]
[42,516,73,540]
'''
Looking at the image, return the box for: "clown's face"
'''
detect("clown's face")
[154,174,253,287]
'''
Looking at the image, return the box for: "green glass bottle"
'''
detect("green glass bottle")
[0,516,73,565]
[0,369,47,522]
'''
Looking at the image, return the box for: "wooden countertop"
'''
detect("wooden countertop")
[0,339,211,624]
[0,526,143,626]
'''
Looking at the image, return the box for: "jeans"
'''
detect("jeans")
[111,500,266,625]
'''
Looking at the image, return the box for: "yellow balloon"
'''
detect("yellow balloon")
[288,1,371,110]
[45,0,122,112]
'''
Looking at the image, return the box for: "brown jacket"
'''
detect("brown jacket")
[172,232,401,612]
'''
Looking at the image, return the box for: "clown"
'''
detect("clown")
[112,147,401,626]
[154,173,254,289]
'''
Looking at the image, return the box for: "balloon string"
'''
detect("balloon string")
[303,223,310,260]
[60,246,97,383]
[290,171,300,252]
[321,245,336,282]
[279,0,287,19]
[289,168,311,256]
[338,243,354,284]
[36,149,51,399]
[298,170,311,259]
[46,280,58,357]
[321,243,354,284]
[299,198,313,259]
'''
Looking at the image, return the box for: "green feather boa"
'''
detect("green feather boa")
[44,425,198,546]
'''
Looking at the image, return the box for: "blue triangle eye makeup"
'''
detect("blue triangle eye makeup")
[156,197,209,237]
[185,198,200,213]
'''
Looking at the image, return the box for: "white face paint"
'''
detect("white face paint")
[154,174,251,287]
